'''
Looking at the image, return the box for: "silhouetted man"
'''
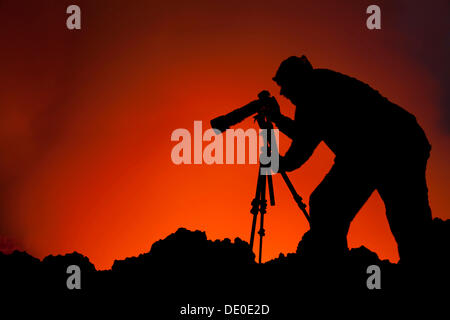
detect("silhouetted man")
[269,55,432,263]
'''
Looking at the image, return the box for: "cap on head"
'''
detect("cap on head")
[273,55,313,85]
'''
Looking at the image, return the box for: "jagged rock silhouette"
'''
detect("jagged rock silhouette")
[1,220,449,314]
[112,228,255,273]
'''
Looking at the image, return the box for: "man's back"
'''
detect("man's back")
[292,68,430,163]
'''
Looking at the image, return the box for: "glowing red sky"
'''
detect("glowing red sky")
[0,0,448,269]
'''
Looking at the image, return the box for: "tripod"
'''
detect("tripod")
[249,112,311,263]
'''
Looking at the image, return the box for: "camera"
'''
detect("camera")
[210,90,275,133]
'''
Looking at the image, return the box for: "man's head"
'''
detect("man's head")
[273,55,313,100]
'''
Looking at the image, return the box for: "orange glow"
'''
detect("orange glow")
[0,1,448,269]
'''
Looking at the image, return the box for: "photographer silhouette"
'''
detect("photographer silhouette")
[270,56,432,263]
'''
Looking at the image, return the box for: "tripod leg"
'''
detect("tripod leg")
[258,175,267,263]
[267,174,275,206]
[249,208,258,250]
[280,171,311,225]
[250,169,262,250]
[258,212,265,264]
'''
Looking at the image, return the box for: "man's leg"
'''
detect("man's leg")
[305,163,376,258]
[377,156,432,264]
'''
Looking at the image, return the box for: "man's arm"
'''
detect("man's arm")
[280,135,321,172]
[264,96,321,171]
[272,114,298,140]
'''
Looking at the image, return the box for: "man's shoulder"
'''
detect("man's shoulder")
[312,68,380,95]
[313,68,360,84]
